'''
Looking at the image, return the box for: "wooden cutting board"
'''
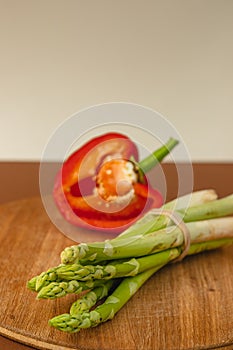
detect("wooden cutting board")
[0,197,232,350]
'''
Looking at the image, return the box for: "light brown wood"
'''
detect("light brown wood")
[0,197,232,350]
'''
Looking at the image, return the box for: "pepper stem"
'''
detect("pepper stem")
[138,137,179,174]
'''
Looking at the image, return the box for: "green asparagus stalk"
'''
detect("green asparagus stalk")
[49,237,232,332]
[34,267,64,292]
[38,234,233,301]
[61,195,233,265]
[34,263,112,292]
[37,234,233,284]
[49,265,162,332]
[168,189,217,207]
[28,189,220,292]
[59,252,176,280]
[37,248,176,299]
[118,189,218,239]
[27,268,65,292]
[36,248,179,289]
[37,278,114,300]
[27,191,233,335]
[61,216,233,265]
[27,276,37,291]
[70,280,115,315]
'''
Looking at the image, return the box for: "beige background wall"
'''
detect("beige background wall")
[0,0,232,161]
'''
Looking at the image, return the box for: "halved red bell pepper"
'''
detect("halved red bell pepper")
[53,133,176,232]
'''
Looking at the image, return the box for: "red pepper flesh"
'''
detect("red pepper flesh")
[53,132,163,232]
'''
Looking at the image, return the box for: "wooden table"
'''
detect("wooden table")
[0,162,232,350]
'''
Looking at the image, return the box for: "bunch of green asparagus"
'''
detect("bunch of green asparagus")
[27,190,233,333]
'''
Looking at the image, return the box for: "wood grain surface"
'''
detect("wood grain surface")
[0,197,232,350]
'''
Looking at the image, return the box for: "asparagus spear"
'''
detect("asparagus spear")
[70,280,115,315]
[28,189,220,292]
[37,234,233,284]
[27,276,37,291]
[61,217,233,264]
[37,278,113,300]
[39,236,233,300]
[29,195,233,297]
[27,192,233,334]
[49,264,162,332]
[37,250,175,299]
[36,248,180,290]
[118,189,218,239]
[49,237,232,332]
[34,263,112,292]
[61,195,233,264]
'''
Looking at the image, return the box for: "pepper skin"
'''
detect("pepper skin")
[53,133,163,232]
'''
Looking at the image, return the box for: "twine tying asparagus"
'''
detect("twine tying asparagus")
[150,209,191,262]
